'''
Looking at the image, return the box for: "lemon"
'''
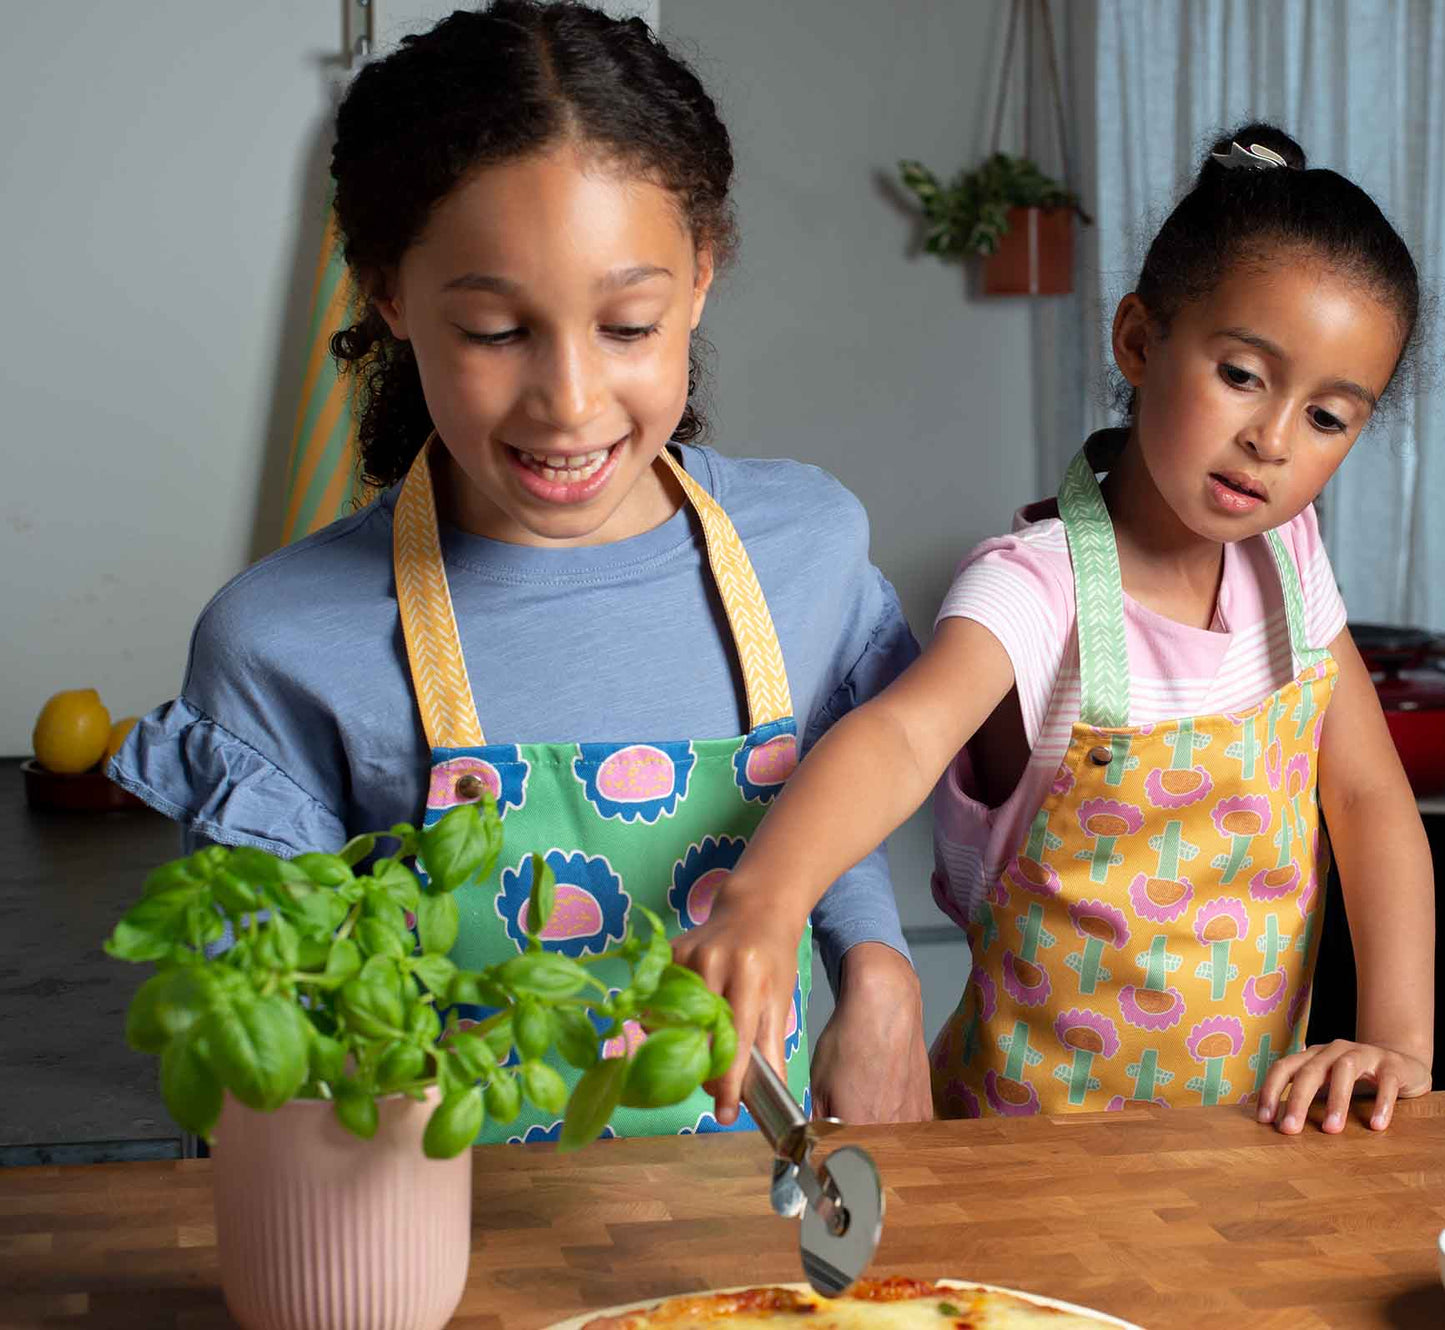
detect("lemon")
[33,689,111,774]
[103,716,139,766]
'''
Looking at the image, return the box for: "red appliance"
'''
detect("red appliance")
[1351,623,1445,799]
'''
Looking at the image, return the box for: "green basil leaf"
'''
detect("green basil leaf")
[640,971,720,1030]
[203,994,311,1113]
[483,1015,514,1062]
[125,967,219,1054]
[295,889,349,933]
[292,853,354,888]
[423,1087,483,1159]
[558,1056,628,1153]
[414,892,460,956]
[295,936,330,971]
[229,847,303,888]
[338,833,377,867]
[447,972,506,1008]
[106,887,203,962]
[369,857,420,911]
[186,846,228,878]
[497,951,589,1000]
[630,917,671,1000]
[211,869,260,914]
[334,1078,379,1140]
[619,1027,710,1110]
[513,997,552,1061]
[268,914,300,969]
[159,1028,223,1137]
[417,802,500,895]
[519,1060,568,1116]
[410,954,457,998]
[357,917,407,960]
[308,1031,346,1084]
[142,860,200,897]
[324,937,363,986]
[362,892,408,933]
[377,1042,426,1093]
[553,1006,601,1070]
[447,1028,498,1080]
[525,853,556,937]
[483,1068,521,1124]
[407,1002,442,1045]
[339,975,405,1039]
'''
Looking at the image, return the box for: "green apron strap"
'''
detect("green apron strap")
[1264,528,1330,672]
[1057,449,1131,729]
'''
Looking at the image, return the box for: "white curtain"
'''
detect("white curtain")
[1042,0,1445,631]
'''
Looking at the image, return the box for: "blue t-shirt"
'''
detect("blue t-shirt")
[112,445,918,993]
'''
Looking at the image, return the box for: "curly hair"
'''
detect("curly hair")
[329,1,738,490]
[1114,121,1419,420]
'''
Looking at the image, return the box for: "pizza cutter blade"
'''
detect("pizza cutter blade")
[741,1046,884,1298]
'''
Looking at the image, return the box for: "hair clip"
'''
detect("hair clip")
[1211,141,1289,171]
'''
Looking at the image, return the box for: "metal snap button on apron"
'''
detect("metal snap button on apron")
[1087,745,1112,766]
[455,774,484,800]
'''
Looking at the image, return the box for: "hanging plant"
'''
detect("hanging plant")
[896,0,1092,294]
[898,152,1089,260]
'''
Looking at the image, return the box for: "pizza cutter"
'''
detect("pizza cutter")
[741,1045,884,1298]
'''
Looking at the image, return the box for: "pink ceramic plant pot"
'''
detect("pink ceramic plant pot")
[212,1089,472,1330]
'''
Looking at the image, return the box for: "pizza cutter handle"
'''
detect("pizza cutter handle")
[741,1044,808,1163]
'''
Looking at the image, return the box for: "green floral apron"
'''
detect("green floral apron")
[394,439,811,1143]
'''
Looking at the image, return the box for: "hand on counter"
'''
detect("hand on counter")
[809,942,933,1124]
[1258,1038,1432,1133]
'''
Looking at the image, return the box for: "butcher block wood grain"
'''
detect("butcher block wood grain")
[1,1097,1442,1329]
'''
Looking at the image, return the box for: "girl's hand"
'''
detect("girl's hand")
[670,884,806,1126]
[1257,1039,1432,1134]
[809,943,933,1124]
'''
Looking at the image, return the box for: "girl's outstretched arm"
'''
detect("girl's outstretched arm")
[673,616,1015,1122]
[1258,627,1435,1133]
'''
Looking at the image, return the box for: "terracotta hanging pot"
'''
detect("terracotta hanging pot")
[983,206,1074,296]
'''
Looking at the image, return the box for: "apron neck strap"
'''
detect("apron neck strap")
[1058,449,1132,729]
[1057,445,1326,730]
[394,437,794,751]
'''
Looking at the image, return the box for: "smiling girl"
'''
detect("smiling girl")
[684,123,1434,1133]
[111,1,931,1142]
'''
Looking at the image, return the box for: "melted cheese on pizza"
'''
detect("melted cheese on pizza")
[580,1277,1122,1329]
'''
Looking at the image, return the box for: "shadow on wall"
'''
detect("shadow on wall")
[244,54,352,565]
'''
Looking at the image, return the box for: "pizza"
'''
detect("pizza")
[564,1277,1138,1329]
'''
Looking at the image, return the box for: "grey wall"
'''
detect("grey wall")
[661,0,1043,1037]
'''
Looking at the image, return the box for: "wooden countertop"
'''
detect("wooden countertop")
[2,1096,1444,1329]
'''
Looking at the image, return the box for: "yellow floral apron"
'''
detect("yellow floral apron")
[931,450,1335,1116]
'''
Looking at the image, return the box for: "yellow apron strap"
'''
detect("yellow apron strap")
[657,449,794,730]
[394,439,485,749]
[394,439,795,750]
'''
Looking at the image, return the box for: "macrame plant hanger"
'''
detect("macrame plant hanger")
[983,0,1083,296]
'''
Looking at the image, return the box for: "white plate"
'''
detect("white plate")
[541,1278,1145,1329]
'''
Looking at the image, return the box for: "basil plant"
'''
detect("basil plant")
[105,796,736,1158]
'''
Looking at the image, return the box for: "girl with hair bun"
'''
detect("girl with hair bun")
[693,122,1433,1133]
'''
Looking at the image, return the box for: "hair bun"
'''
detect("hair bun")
[1201,122,1307,183]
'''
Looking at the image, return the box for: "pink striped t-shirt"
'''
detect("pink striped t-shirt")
[930,499,1347,932]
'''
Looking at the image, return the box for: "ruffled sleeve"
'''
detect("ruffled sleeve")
[108,697,347,857]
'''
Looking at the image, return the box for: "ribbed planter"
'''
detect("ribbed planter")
[211,1090,472,1330]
